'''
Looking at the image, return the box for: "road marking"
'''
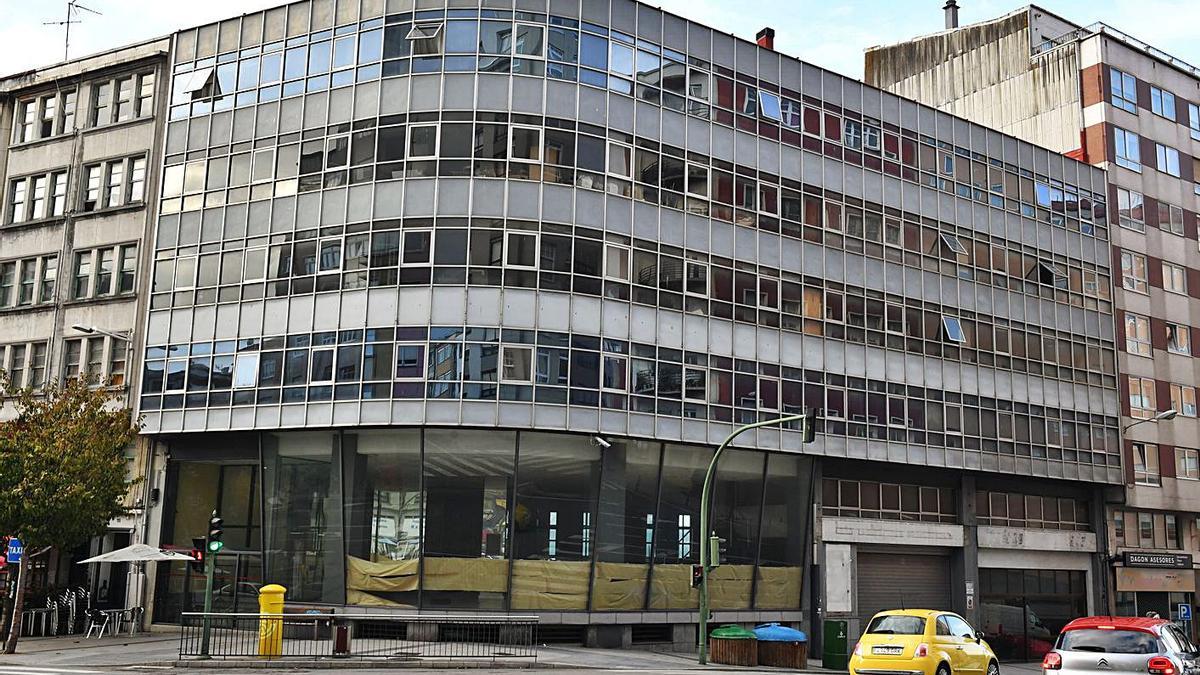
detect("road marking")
[0,662,102,667]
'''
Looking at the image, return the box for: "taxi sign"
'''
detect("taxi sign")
[6,538,23,563]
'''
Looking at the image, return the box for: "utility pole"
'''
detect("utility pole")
[198,510,224,659]
[697,411,815,665]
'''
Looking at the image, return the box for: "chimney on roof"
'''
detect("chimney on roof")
[756,27,775,50]
[944,0,960,29]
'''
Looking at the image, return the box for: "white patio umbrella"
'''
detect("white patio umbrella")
[78,543,194,630]
[77,543,193,564]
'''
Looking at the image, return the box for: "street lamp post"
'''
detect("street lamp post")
[70,324,132,342]
[1123,408,1177,433]
[70,323,140,618]
[697,411,813,665]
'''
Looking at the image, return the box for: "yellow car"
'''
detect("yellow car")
[850,609,999,675]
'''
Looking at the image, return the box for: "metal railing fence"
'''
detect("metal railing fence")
[178,612,538,662]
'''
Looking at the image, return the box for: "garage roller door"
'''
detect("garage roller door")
[857,551,952,628]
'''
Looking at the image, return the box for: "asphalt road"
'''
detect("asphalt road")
[0,661,1048,674]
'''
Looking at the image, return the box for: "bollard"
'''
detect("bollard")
[257,584,287,658]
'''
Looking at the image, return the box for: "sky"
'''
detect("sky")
[1,0,1199,81]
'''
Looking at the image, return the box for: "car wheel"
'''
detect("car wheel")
[987,661,1000,675]
[937,663,952,675]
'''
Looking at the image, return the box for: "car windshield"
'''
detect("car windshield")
[867,615,926,635]
[1059,629,1159,654]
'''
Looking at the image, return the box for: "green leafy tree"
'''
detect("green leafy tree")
[0,376,140,654]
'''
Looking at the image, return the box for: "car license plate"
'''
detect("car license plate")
[873,646,904,655]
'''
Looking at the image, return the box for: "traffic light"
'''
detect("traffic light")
[802,408,817,443]
[190,537,205,572]
[691,564,703,589]
[206,510,224,553]
[708,535,726,569]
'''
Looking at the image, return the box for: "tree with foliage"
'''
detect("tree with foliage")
[0,376,140,654]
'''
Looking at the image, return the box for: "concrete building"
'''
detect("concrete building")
[867,2,1200,640]
[0,38,171,608]
[131,0,1117,654]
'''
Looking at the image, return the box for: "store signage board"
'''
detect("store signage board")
[1124,552,1192,569]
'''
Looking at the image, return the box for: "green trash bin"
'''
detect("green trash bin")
[709,625,758,666]
[822,619,849,670]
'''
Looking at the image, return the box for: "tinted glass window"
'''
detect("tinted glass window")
[445,21,478,53]
[610,42,634,76]
[580,33,607,70]
[479,21,511,54]
[1059,629,1159,654]
[548,28,578,63]
[866,615,926,635]
[377,126,405,162]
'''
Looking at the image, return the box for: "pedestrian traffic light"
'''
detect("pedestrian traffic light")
[691,564,703,589]
[190,537,205,572]
[206,510,224,553]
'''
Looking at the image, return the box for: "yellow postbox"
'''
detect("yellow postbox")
[257,584,287,657]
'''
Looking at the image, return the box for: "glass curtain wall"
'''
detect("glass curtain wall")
[756,453,811,608]
[421,429,515,609]
[262,431,345,604]
[342,429,421,608]
[158,429,812,615]
[708,448,765,609]
[650,443,709,608]
[591,439,661,609]
[153,433,261,623]
[511,432,601,609]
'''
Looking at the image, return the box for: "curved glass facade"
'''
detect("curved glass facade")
[143,0,1117,628]
[153,428,811,619]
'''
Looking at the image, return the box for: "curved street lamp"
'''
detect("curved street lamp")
[1123,408,1177,433]
[697,411,814,665]
[70,324,132,342]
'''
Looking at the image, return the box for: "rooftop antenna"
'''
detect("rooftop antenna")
[43,0,102,62]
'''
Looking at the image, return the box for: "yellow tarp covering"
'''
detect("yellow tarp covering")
[591,562,649,610]
[421,557,509,592]
[346,556,419,593]
[346,588,416,608]
[344,556,800,611]
[755,566,803,609]
[510,560,590,609]
[647,564,753,609]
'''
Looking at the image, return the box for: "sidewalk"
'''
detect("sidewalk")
[0,632,813,671]
[0,631,180,668]
[0,632,1044,674]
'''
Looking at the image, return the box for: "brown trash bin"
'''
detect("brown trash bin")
[754,623,809,668]
[709,625,758,667]
[758,639,808,669]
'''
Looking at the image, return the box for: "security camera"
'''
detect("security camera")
[592,436,612,449]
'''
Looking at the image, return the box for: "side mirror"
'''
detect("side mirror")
[975,631,985,643]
